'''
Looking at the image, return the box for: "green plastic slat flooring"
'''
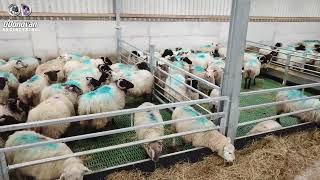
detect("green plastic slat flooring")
[68,77,309,171]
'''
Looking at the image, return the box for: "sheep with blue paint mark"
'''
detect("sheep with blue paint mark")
[191,65,215,94]
[164,74,189,102]
[27,85,82,138]
[0,72,20,94]
[78,79,134,129]
[40,80,83,106]
[5,130,90,180]
[189,52,214,68]
[275,90,320,125]
[243,57,261,89]
[171,106,235,163]
[67,68,102,93]
[168,56,193,75]
[0,56,40,82]
[18,70,61,107]
[207,58,225,86]
[134,102,164,162]
[63,57,112,76]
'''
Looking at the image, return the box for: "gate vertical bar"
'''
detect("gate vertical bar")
[282,54,291,86]
[149,44,156,74]
[114,0,122,63]
[222,0,251,143]
[0,152,9,180]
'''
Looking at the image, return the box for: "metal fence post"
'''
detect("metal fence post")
[149,44,156,75]
[114,0,122,63]
[0,152,9,180]
[219,99,230,135]
[282,54,291,86]
[221,0,251,144]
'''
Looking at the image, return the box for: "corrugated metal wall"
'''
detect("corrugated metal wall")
[1,0,320,17]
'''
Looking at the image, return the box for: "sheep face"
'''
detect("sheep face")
[100,56,113,65]
[136,62,150,71]
[204,70,215,84]
[146,141,163,162]
[116,79,134,91]
[14,60,27,69]
[98,64,112,73]
[162,49,174,58]
[221,139,235,164]
[59,164,91,180]
[0,77,7,90]
[64,84,83,96]
[44,70,60,82]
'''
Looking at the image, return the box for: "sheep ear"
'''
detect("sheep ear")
[182,57,192,65]
[103,57,113,65]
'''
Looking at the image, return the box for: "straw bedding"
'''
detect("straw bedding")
[107,130,320,180]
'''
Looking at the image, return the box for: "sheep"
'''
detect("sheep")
[247,120,282,135]
[128,50,147,63]
[185,78,199,100]
[115,69,154,98]
[36,58,66,83]
[171,106,235,163]
[168,56,193,75]
[160,49,174,58]
[78,79,134,130]
[67,68,102,93]
[0,77,9,104]
[243,58,261,89]
[164,74,189,102]
[110,61,149,74]
[209,88,221,113]
[207,58,225,86]
[0,72,21,96]
[85,65,113,90]
[134,102,164,162]
[154,62,169,88]
[275,90,320,125]
[40,80,85,107]
[2,56,40,82]
[18,71,62,107]
[63,57,112,76]
[189,52,213,68]
[0,98,29,125]
[5,130,90,180]
[27,86,82,139]
[191,65,215,95]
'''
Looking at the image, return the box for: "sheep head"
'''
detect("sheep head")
[146,141,163,162]
[59,163,91,180]
[44,70,60,82]
[116,79,134,92]
[136,62,150,71]
[218,137,235,165]
[14,60,28,69]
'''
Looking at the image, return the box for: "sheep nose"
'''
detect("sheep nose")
[224,161,234,167]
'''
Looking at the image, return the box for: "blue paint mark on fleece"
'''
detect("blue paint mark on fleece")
[64,80,82,89]
[9,56,23,61]
[83,85,114,100]
[196,53,208,60]
[26,75,40,83]
[12,133,58,150]
[68,68,96,80]
[170,74,185,88]
[286,90,305,100]
[183,106,209,126]
[0,72,17,82]
[0,60,6,65]
[194,65,205,73]
[82,59,93,65]
[148,112,158,123]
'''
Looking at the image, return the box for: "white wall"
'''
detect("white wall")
[0,20,320,60]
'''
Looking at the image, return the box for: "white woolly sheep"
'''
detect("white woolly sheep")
[185,78,199,100]
[0,77,9,104]
[171,106,235,163]
[164,74,189,102]
[243,58,261,89]
[28,86,82,138]
[168,57,193,76]
[36,58,66,83]
[5,130,90,180]
[18,72,61,107]
[275,90,320,125]
[247,120,282,135]
[189,52,213,68]
[78,79,134,130]
[134,102,164,162]
[207,58,225,86]
[191,65,215,95]
[209,88,221,113]
[2,56,40,82]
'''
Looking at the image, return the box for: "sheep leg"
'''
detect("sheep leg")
[248,78,252,89]
[276,111,282,124]
[244,78,248,89]
[253,78,256,85]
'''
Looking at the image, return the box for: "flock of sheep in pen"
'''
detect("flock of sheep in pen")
[0,40,319,179]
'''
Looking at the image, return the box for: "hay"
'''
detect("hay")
[108,130,320,180]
